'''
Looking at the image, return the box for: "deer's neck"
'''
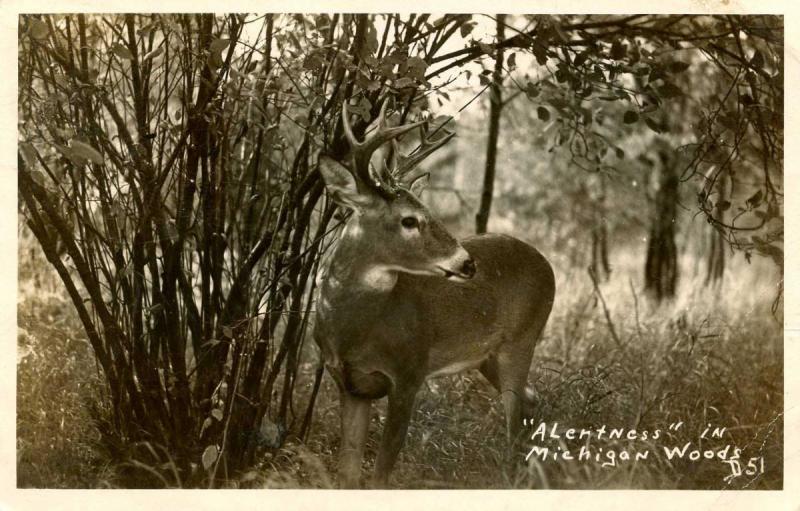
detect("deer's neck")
[324,219,398,295]
[316,219,401,349]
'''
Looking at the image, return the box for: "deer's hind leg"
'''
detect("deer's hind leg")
[480,329,541,449]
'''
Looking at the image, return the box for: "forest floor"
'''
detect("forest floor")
[16,234,783,489]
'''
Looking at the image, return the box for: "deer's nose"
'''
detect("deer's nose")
[461,258,477,279]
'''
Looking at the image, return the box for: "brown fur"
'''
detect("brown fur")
[314,232,555,487]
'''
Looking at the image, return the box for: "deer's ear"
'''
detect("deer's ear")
[319,156,375,213]
[407,172,429,197]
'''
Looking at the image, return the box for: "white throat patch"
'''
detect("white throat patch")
[361,265,399,291]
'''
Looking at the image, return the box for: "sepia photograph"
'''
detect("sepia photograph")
[11,10,786,496]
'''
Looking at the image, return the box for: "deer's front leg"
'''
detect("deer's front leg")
[370,382,420,488]
[338,388,371,488]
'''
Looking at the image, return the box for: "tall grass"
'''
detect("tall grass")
[17,225,782,489]
[17,230,110,487]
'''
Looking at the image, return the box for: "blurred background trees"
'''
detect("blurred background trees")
[17,13,782,487]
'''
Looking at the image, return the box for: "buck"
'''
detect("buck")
[314,100,555,488]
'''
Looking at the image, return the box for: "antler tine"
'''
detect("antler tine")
[342,100,426,195]
[394,121,456,179]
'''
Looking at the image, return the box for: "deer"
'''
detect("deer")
[314,99,556,488]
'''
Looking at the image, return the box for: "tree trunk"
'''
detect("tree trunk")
[644,150,679,302]
[590,177,612,281]
[706,172,727,285]
[475,14,505,234]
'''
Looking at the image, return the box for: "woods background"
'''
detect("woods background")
[16,13,783,489]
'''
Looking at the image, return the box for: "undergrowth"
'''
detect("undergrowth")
[17,231,782,489]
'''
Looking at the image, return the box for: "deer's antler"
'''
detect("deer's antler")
[342,100,425,197]
[387,121,456,181]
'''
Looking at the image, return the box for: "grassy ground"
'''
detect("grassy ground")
[16,232,782,489]
[17,234,110,488]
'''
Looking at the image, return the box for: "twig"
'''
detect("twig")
[587,266,623,347]
[629,278,643,342]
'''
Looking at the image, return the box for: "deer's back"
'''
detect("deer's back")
[392,233,555,377]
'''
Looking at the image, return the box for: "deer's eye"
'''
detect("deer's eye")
[401,216,419,229]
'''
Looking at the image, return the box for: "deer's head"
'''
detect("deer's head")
[319,101,476,283]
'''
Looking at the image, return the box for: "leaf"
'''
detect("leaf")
[546,97,569,110]
[137,23,155,37]
[644,117,665,134]
[69,140,104,165]
[718,200,731,212]
[459,22,475,38]
[532,43,548,65]
[667,61,691,73]
[623,110,639,124]
[201,445,219,470]
[431,16,449,28]
[142,46,164,61]
[347,96,372,122]
[525,82,540,98]
[259,417,283,448]
[614,146,625,159]
[222,325,234,339]
[54,144,85,166]
[20,142,38,167]
[610,40,627,60]
[477,42,493,55]
[557,67,573,83]
[393,77,415,89]
[648,64,666,82]
[199,417,213,437]
[478,74,490,86]
[537,106,550,122]
[746,189,763,208]
[210,38,231,55]
[303,49,326,71]
[211,408,224,421]
[28,18,49,40]
[573,51,589,67]
[405,56,428,80]
[30,170,46,186]
[578,85,593,98]
[657,82,684,98]
[750,49,764,70]
[111,43,134,60]
[507,52,516,70]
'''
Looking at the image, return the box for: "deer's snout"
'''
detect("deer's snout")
[461,258,477,279]
[436,247,476,281]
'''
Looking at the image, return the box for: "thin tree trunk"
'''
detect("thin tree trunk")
[644,150,679,302]
[590,177,612,281]
[706,172,727,285]
[475,14,505,234]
